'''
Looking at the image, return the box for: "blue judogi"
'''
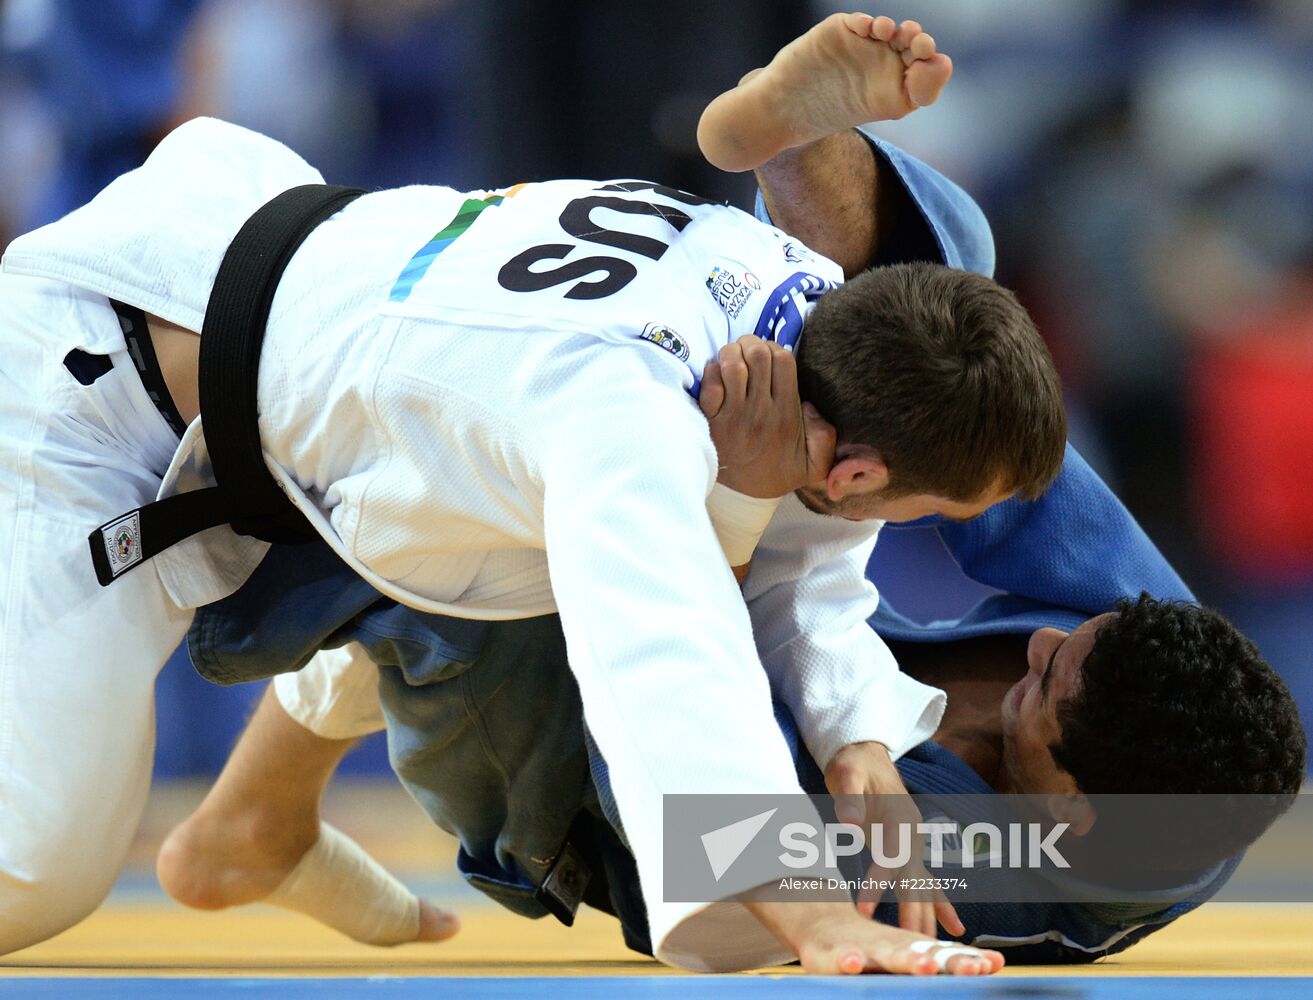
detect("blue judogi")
[189,135,1220,962]
[188,431,1222,962]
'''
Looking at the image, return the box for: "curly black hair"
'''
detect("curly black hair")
[1052,594,1307,797]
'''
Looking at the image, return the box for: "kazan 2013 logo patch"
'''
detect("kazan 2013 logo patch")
[706,266,761,319]
[100,510,144,577]
[639,323,691,362]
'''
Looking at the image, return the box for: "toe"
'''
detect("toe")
[892,19,923,51]
[910,32,936,61]
[839,11,874,36]
[416,901,461,943]
[905,53,953,107]
[870,15,897,41]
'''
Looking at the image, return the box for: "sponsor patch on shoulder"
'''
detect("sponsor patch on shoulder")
[639,323,690,362]
[706,265,760,318]
[781,240,813,264]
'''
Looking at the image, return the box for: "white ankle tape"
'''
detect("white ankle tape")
[908,939,987,971]
[264,822,420,946]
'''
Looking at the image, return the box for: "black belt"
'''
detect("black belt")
[89,183,365,586]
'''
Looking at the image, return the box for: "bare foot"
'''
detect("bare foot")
[698,12,954,172]
[157,805,458,945]
[747,900,1004,976]
[156,800,317,911]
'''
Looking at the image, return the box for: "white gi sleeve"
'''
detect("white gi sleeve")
[535,382,816,972]
[274,643,387,740]
[743,493,946,770]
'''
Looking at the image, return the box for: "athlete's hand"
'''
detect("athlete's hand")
[699,335,835,498]
[744,898,1000,975]
[825,741,965,939]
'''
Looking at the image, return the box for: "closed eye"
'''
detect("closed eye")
[1041,637,1066,704]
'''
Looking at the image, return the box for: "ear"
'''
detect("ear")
[826,444,889,502]
[1045,792,1096,837]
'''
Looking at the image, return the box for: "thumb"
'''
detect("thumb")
[700,363,726,419]
[824,755,868,797]
[802,402,836,481]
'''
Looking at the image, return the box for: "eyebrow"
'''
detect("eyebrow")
[1041,636,1067,704]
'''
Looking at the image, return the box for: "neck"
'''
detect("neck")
[145,312,202,425]
[894,634,1028,790]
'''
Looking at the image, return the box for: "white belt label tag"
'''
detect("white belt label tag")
[100,511,144,577]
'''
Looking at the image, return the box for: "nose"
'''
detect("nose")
[1026,627,1066,676]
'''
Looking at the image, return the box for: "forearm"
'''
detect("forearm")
[747,496,945,765]
[755,130,892,278]
[539,396,816,966]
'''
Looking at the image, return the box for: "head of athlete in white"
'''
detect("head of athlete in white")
[788,263,1067,525]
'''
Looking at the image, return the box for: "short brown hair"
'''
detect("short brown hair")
[796,263,1065,501]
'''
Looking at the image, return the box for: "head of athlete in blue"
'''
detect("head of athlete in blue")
[996,614,1108,832]
[998,597,1306,828]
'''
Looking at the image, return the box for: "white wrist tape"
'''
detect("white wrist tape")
[707,482,782,566]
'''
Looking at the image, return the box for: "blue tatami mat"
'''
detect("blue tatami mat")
[0,978,1307,1000]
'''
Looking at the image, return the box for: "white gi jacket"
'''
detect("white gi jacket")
[1,119,944,970]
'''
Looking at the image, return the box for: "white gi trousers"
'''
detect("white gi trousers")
[0,275,191,951]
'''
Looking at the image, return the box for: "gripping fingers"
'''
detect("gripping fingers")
[767,342,798,402]
[717,341,749,404]
[736,335,773,405]
[699,362,726,419]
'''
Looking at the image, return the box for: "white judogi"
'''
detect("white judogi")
[0,119,944,969]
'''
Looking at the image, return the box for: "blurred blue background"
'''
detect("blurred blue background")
[2,0,1310,777]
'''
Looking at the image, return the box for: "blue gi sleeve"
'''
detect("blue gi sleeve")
[751,131,1192,627]
[884,443,1195,629]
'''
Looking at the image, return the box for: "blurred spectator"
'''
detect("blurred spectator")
[180,0,488,189]
[2,0,206,228]
[1174,191,1313,761]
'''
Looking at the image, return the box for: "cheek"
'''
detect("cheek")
[1012,693,1046,757]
